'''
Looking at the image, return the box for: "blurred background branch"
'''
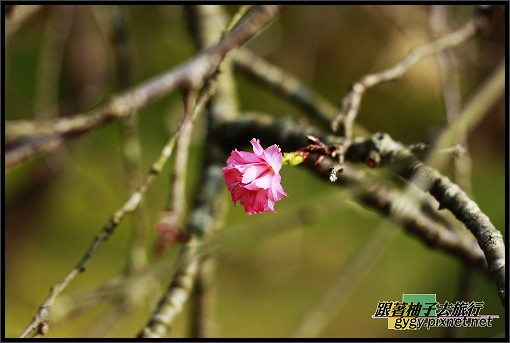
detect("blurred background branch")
[331,6,484,138]
[5,4,505,339]
[4,5,286,169]
[138,4,246,337]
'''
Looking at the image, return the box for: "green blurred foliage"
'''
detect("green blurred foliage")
[4,4,506,338]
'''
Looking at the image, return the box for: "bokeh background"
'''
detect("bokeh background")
[4,5,506,338]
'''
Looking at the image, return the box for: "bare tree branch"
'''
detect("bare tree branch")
[139,4,246,337]
[138,164,226,338]
[331,8,483,139]
[353,132,505,304]
[6,6,503,339]
[233,48,336,131]
[5,5,286,168]
[429,59,505,169]
[431,6,475,338]
[18,99,195,338]
[213,116,488,270]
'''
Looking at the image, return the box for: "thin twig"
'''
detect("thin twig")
[137,164,225,338]
[171,90,196,219]
[186,5,244,338]
[331,11,480,138]
[5,5,286,167]
[153,89,198,255]
[139,5,252,337]
[18,100,195,338]
[429,59,505,169]
[5,136,64,171]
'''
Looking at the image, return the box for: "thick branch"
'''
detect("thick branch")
[317,159,487,269]
[354,132,505,305]
[213,117,487,271]
[5,5,286,167]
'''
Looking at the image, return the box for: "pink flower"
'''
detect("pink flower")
[223,138,287,215]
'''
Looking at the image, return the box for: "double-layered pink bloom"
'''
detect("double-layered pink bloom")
[223,138,287,215]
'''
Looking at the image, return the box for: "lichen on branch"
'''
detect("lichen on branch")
[353,132,505,305]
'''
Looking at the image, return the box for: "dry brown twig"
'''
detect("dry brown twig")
[18,5,286,338]
[8,5,504,339]
[139,4,246,338]
[331,9,482,140]
[5,5,286,169]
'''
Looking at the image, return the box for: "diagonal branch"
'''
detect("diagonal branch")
[233,48,336,131]
[213,116,488,270]
[331,7,484,139]
[138,4,247,337]
[18,91,200,338]
[5,5,286,168]
[315,159,487,269]
[138,163,226,338]
[352,132,505,305]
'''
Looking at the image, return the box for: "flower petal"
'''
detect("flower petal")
[245,189,269,215]
[265,198,276,212]
[223,139,287,215]
[263,144,283,173]
[241,164,272,190]
[230,184,247,204]
[222,167,241,192]
[250,138,264,156]
[254,174,271,189]
[227,150,262,169]
[270,179,287,202]
[241,165,258,184]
